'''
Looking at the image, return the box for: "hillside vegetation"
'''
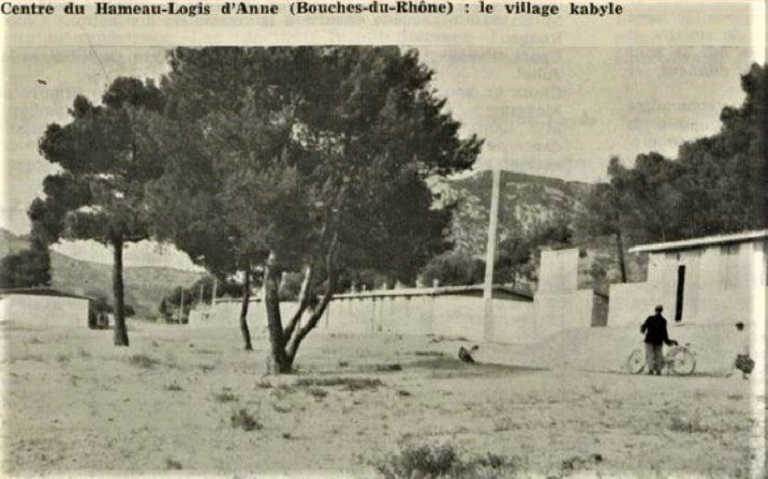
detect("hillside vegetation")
[0,229,203,318]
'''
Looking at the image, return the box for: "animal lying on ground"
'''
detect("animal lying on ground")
[458,345,480,363]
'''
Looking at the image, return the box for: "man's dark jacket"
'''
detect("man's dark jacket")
[641,313,674,346]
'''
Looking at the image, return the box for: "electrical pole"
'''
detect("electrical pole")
[483,168,501,342]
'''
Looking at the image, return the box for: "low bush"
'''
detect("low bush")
[669,414,710,434]
[230,408,263,432]
[376,442,517,479]
[213,389,238,403]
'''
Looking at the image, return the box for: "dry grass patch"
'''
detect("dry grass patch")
[295,376,383,391]
[128,354,161,369]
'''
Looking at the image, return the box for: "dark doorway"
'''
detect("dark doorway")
[675,265,685,322]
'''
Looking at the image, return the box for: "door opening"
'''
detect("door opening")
[675,265,685,322]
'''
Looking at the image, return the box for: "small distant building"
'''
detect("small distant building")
[0,288,91,327]
[608,230,768,327]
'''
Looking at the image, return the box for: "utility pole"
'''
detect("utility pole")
[178,288,185,324]
[483,168,501,342]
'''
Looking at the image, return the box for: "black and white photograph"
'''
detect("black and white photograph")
[0,1,766,477]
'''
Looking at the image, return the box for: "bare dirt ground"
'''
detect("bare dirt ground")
[0,321,760,478]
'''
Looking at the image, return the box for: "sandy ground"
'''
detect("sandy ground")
[0,321,761,478]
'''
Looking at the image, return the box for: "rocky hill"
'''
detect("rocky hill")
[432,170,646,289]
[432,170,592,255]
[0,230,203,318]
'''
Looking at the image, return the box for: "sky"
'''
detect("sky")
[0,1,763,269]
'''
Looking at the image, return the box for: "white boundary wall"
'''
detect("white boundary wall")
[189,248,598,344]
[194,293,537,344]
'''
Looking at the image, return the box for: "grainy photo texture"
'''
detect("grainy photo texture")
[0,2,766,478]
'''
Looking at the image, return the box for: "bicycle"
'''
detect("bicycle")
[625,343,697,376]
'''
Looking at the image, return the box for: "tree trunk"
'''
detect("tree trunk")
[615,231,628,283]
[112,238,129,347]
[264,252,292,374]
[239,269,253,351]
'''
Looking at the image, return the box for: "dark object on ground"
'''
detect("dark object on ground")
[458,345,479,363]
[735,354,754,374]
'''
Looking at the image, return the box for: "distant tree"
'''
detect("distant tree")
[675,63,767,236]
[158,297,171,321]
[161,286,193,323]
[0,238,51,288]
[576,176,629,283]
[589,64,767,251]
[494,233,534,287]
[30,77,166,346]
[151,47,482,373]
[420,251,485,287]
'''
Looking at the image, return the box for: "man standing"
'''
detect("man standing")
[641,305,677,375]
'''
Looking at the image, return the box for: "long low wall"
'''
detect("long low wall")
[324,295,537,344]
[192,294,539,344]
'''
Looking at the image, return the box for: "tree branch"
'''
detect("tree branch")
[286,235,337,360]
[283,262,314,339]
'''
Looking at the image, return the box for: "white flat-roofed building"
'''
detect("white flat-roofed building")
[0,288,91,328]
[608,230,768,327]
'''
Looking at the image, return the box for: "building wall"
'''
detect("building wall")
[0,294,89,327]
[532,248,595,339]
[493,299,537,344]
[534,290,595,339]
[610,240,767,327]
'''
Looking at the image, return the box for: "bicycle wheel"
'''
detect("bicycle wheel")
[625,349,645,374]
[668,348,696,376]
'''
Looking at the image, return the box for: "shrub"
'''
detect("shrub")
[378,443,457,479]
[213,390,238,403]
[669,414,710,433]
[128,354,161,369]
[306,387,328,399]
[230,408,263,432]
[376,442,518,479]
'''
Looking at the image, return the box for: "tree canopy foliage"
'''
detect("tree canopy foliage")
[30,77,167,346]
[150,46,482,372]
[0,238,51,289]
[579,63,766,258]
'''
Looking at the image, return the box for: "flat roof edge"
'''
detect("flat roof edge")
[629,230,768,254]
